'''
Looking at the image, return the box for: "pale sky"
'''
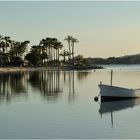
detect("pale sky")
[1,1,140,58]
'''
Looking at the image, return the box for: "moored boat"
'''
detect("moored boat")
[99,83,140,101]
[98,70,140,101]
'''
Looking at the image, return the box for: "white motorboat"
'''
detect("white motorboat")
[99,84,140,100]
[99,70,140,101]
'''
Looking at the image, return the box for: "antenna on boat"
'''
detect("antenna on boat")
[110,69,113,86]
[110,69,114,128]
[111,111,114,128]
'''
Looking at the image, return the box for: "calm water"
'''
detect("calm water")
[1,65,140,138]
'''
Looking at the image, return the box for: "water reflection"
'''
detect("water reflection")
[68,71,75,103]
[0,70,91,104]
[62,71,91,103]
[77,71,91,81]
[29,70,62,101]
[0,72,28,103]
[99,98,140,128]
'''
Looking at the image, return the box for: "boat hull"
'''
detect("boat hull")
[100,96,135,101]
[99,84,140,101]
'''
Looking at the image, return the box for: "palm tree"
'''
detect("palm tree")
[0,35,3,52]
[39,39,48,55]
[3,36,11,53]
[60,50,70,63]
[40,51,48,65]
[51,38,58,61]
[21,40,30,58]
[64,35,73,60]
[25,46,42,66]
[57,42,63,62]
[71,37,79,64]
[54,41,63,62]
[0,35,7,52]
[45,37,52,61]
[0,35,2,40]
[10,40,15,48]
[9,40,30,58]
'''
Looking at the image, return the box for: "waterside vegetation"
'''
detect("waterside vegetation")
[0,35,103,70]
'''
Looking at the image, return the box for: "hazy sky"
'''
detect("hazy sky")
[1,1,140,58]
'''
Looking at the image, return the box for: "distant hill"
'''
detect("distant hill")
[86,54,140,65]
[119,53,140,59]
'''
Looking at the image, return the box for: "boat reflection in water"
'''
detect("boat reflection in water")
[99,98,140,128]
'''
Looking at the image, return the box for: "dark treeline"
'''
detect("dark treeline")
[0,35,30,66]
[0,35,79,67]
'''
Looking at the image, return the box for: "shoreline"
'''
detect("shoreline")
[0,66,103,72]
[0,67,63,72]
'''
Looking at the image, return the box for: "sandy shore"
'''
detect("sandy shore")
[0,65,103,72]
[0,67,63,72]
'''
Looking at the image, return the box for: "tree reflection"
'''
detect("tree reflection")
[77,71,91,81]
[28,70,62,101]
[28,70,76,103]
[0,70,91,104]
[61,71,75,103]
[0,72,28,103]
[68,71,75,103]
[66,71,91,103]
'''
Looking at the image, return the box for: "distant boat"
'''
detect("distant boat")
[99,70,140,101]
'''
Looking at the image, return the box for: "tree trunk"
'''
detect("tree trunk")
[68,42,71,60]
[58,49,59,62]
[64,55,65,62]
[72,44,74,65]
